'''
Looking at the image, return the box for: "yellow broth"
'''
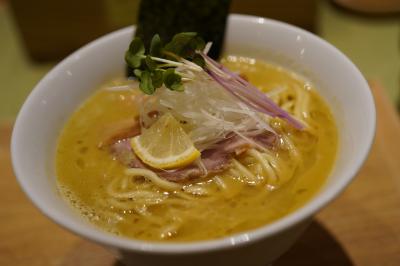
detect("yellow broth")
[56,57,337,241]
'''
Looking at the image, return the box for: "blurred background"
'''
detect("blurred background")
[1,2,400,265]
[0,0,399,121]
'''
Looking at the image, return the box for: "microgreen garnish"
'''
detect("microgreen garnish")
[125,32,205,95]
[125,38,145,68]
[163,68,182,91]
[164,32,205,59]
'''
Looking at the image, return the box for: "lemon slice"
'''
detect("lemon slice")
[130,113,200,169]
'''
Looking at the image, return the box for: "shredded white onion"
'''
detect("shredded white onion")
[139,71,274,151]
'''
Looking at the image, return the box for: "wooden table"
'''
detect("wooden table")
[1,83,399,266]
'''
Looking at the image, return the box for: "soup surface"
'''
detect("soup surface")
[56,56,337,241]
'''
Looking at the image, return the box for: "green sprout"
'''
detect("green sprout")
[125,32,206,95]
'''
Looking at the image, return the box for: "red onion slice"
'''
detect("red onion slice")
[200,52,304,130]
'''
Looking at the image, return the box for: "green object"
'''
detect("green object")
[152,70,164,88]
[149,34,162,57]
[164,32,205,59]
[124,37,145,68]
[139,70,155,94]
[163,68,182,91]
[125,32,207,94]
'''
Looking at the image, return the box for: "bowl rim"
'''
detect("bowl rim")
[12,13,376,254]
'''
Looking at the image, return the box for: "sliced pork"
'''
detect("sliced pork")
[109,130,276,183]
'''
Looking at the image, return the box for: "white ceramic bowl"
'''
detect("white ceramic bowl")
[12,14,375,266]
